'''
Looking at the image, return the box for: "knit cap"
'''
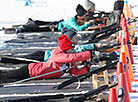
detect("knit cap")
[61,28,77,40]
[58,35,75,51]
[85,0,95,10]
[76,4,87,16]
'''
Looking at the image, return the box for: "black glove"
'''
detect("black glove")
[91,53,110,65]
[91,52,118,65]
[91,53,109,65]
[109,52,118,60]
[90,51,100,65]
[97,53,107,61]
[92,56,100,64]
[98,52,118,61]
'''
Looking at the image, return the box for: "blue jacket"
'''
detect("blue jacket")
[44,44,95,61]
[58,16,90,31]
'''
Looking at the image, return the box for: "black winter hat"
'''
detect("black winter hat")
[61,28,77,40]
[76,4,87,16]
[114,0,124,11]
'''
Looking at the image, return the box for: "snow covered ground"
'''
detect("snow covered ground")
[0,0,138,48]
[0,0,138,26]
[0,0,138,101]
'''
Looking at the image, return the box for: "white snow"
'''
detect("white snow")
[0,0,138,101]
[0,0,138,26]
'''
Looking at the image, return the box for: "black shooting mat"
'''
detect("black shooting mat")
[0,78,94,101]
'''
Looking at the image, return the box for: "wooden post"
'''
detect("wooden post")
[133,17,138,32]
[92,70,109,89]
[92,74,100,89]
[103,70,109,85]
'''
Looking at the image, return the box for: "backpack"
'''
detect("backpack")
[107,10,122,25]
[107,0,124,25]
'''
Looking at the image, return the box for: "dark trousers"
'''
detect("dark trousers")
[0,65,30,82]
[20,20,59,33]
[1,50,45,64]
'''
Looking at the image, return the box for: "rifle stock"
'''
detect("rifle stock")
[97,43,121,51]
[96,40,130,52]
[100,47,119,53]
[85,25,106,31]
[70,83,118,102]
[55,61,118,89]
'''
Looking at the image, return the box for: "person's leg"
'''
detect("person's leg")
[35,20,52,25]
[36,21,60,32]
[0,51,45,64]
[0,65,30,82]
[19,20,60,33]
[1,57,28,64]
[22,51,45,61]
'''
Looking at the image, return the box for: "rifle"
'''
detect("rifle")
[127,17,138,25]
[86,11,110,21]
[82,23,121,39]
[85,29,120,43]
[55,60,118,89]
[77,16,107,26]
[100,47,119,53]
[83,16,137,40]
[92,40,130,53]
[97,43,121,53]
[85,25,106,31]
[95,10,111,15]
[70,83,118,102]
[84,18,137,44]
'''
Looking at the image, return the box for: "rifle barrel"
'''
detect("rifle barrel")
[56,61,118,89]
[89,29,120,43]
[70,83,118,102]
[82,23,120,39]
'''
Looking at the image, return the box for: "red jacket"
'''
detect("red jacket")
[28,46,91,79]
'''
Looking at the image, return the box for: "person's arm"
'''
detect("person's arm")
[52,51,91,63]
[44,50,52,62]
[74,44,95,52]
[68,18,90,31]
